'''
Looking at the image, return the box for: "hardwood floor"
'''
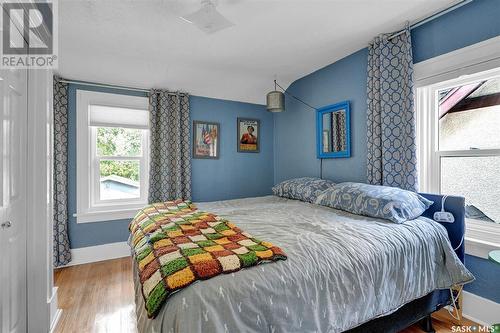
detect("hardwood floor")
[54,257,138,333]
[54,257,477,333]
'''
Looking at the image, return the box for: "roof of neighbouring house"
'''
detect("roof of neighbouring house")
[439,77,500,118]
[100,175,139,188]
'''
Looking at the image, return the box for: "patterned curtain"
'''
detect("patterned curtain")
[148,89,191,203]
[366,27,417,191]
[53,77,71,266]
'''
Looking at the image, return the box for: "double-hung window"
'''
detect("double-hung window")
[76,90,149,223]
[417,66,500,255]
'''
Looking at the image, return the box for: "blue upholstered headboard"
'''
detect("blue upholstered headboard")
[419,193,466,263]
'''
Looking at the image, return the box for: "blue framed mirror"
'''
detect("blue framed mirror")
[316,101,351,158]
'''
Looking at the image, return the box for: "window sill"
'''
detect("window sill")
[73,207,142,223]
[464,218,500,259]
[465,237,500,259]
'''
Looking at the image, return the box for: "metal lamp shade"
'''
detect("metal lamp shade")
[266,90,285,113]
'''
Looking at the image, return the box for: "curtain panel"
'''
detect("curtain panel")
[148,90,192,203]
[366,27,417,191]
[53,77,71,267]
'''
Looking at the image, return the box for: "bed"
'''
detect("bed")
[132,193,473,333]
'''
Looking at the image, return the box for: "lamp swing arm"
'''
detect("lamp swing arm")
[266,79,317,112]
[274,80,317,111]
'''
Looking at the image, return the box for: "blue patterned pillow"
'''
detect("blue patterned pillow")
[314,182,433,223]
[272,177,335,203]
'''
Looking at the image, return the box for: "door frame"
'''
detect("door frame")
[26,69,58,332]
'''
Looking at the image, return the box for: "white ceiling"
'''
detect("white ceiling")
[59,0,458,104]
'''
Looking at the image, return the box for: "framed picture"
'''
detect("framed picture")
[237,118,260,153]
[193,121,220,159]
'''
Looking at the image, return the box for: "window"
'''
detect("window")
[417,67,500,251]
[76,91,149,223]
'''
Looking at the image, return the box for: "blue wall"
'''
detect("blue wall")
[67,85,273,248]
[273,48,368,184]
[274,0,500,303]
[411,0,500,63]
[464,254,500,302]
[191,96,274,202]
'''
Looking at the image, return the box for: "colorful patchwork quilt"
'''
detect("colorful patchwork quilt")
[129,199,287,318]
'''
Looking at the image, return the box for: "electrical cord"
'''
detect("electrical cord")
[439,195,463,251]
[441,195,448,212]
[453,236,464,252]
[320,158,323,179]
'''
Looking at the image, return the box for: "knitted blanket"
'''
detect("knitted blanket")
[129,199,287,318]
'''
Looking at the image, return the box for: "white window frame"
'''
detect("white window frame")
[414,35,500,258]
[75,90,149,223]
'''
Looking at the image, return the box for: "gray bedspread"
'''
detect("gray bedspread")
[134,196,473,333]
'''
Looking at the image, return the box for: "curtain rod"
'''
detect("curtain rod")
[387,0,472,40]
[58,79,186,95]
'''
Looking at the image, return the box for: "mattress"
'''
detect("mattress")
[133,196,473,333]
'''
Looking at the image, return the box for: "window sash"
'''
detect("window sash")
[416,75,500,249]
[90,127,149,207]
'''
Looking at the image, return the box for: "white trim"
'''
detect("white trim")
[27,69,54,332]
[73,207,142,223]
[416,86,437,193]
[465,238,500,259]
[49,309,62,333]
[462,291,500,326]
[49,287,62,333]
[466,219,500,245]
[414,35,500,87]
[62,242,131,267]
[76,90,149,223]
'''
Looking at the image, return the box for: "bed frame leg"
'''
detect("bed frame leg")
[419,315,435,333]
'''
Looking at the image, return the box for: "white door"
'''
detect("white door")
[0,67,28,331]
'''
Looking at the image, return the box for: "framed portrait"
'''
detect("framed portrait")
[237,118,260,153]
[193,121,220,159]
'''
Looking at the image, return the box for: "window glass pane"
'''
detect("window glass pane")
[96,127,142,156]
[99,160,140,200]
[441,156,500,225]
[438,77,500,151]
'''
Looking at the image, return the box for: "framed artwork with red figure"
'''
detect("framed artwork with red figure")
[193,121,220,159]
[237,118,260,153]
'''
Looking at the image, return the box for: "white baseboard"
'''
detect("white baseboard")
[48,287,61,333]
[63,241,131,267]
[462,291,500,326]
[49,309,62,333]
